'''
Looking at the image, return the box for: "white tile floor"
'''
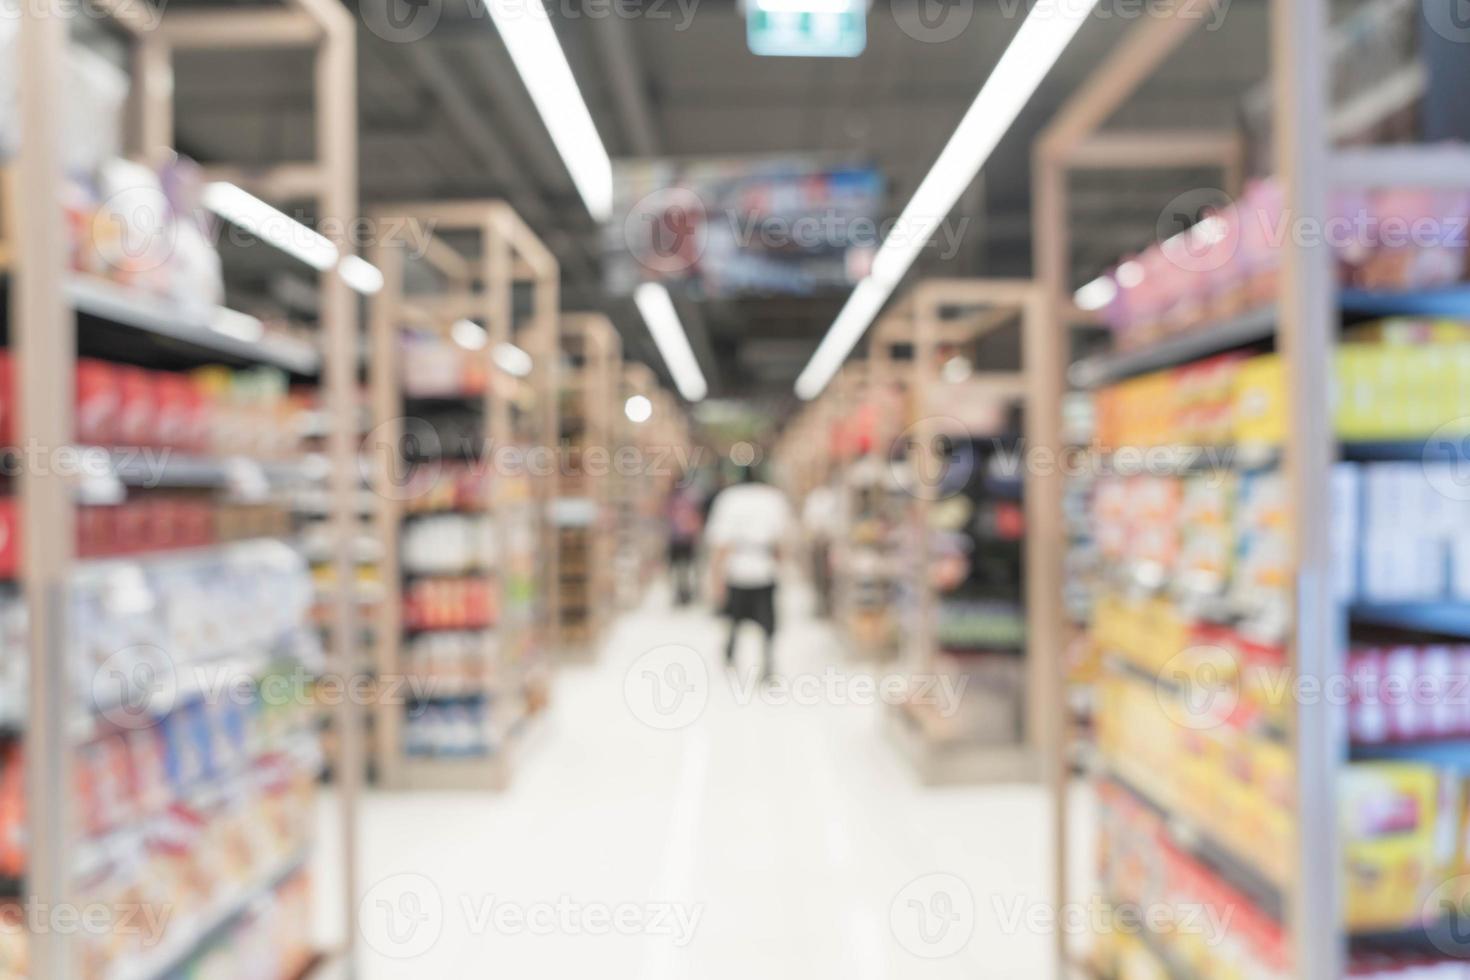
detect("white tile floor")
[343,580,1082,979]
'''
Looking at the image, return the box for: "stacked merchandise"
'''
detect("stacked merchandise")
[552,369,611,656]
[381,320,547,778]
[1062,391,1101,765]
[390,403,506,762]
[0,543,322,980]
[919,432,1028,743]
[837,458,903,658]
[1083,172,1470,973]
[1091,176,1470,353]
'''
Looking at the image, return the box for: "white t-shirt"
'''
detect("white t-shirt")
[705,483,795,588]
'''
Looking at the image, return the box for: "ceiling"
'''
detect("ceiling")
[167,0,1281,408]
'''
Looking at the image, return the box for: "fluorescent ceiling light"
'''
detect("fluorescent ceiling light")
[339,254,385,295]
[624,394,653,424]
[451,318,489,351]
[493,341,534,378]
[635,283,708,403]
[794,0,1101,400]
[753,0,856,13]
[486,0,613,221]
[202,182,338,272]
[1073,275,1117,312]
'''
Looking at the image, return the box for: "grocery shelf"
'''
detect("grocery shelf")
[1096,763,1286,924]
[1067,306,1276,390]
[106,449,323,489]
[62,276,320,376]
[1342,284,1470,318]
[1341,439,1468,463]
[1348,602,1470,639]
[109,848,311,980]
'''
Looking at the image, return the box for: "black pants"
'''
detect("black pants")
[725,584,776,675]
[669,540,697,605]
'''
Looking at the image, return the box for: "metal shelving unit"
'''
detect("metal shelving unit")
[553,314,621,660]
[7,1,366,975]
[1036,2,1470,976]
[366,202,559,792]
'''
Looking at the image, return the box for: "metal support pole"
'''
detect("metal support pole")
[1032,150,1072,975]
[316,17,363,967]
[16,4,76,978]
[1272,0,1339,975]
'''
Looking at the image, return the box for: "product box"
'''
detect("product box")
[1341,762,1443,931]
[1231,354,1286,448]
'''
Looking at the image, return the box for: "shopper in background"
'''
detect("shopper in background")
[801,482,842,617]
[666,481,704,605]
[706,461,794,681]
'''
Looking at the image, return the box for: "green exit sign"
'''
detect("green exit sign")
[746,1,867,58]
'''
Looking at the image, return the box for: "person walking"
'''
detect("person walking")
[666,481,704,605]
[705,461,794,681]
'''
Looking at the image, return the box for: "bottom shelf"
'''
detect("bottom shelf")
[883,700,1036,786]
[399,753,512,792]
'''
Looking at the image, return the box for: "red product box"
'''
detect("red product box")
[146,498,182,551]
[116,367,158,448]
[0,498,17,578]
[114,501,151,555]
[0,350,13,447]
[184,380,213,454]
[77,504,117,559]
[75,359,121,447]
[153,373,194,450]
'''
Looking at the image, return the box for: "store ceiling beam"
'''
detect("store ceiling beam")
[395,44,599,284]
[199,163,326,204]
[591,13,661,157]
[158,11,324,49]
[1065,130,1241,169]
[454,37,580,199]
[1038,0,1213,161]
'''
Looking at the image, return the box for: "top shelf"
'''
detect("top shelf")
[40,276,322,376]
[1068,306,1275,390]
[1069,285,1470,390]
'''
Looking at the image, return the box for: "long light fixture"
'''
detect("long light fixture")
[339,254,385,295]
[635,282,707,403]
[451,319,489,350]
[203,182,338,271]
[493,341,534,378]
[486,0,613,221]
[794,0,1102,400]
[203,181,385,296]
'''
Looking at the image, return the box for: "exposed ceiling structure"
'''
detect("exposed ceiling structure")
[170,0,1278,408]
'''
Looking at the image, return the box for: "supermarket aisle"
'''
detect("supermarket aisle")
[352,581,1059,979]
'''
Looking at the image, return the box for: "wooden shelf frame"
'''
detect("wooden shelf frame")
[1032,2,1470,976]
[866,279,1054,784]
[555,313,623,656]
[364,202,559,791]
[11,0,367,975]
